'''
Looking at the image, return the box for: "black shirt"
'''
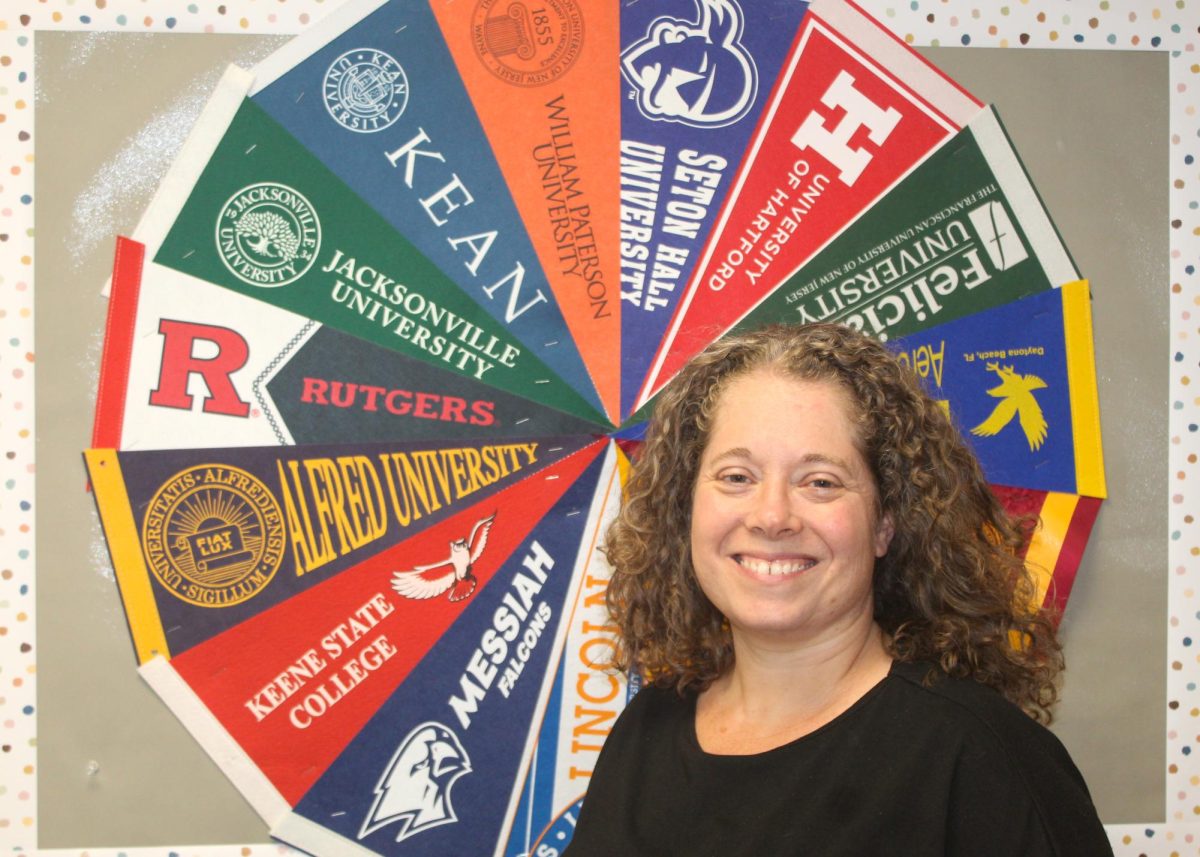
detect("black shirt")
[563,660,1112,856]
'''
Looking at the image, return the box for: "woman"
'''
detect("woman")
[565,323,1111,856]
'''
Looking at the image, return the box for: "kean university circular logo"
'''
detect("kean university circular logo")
[141,464,286,608]
[216,182,321,288]
[323,48,410,133]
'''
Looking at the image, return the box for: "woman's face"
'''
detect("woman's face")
[689,369,894,649]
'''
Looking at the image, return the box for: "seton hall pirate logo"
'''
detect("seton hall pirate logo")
[360,722,472,843]
[141,465,286,608]
[621,0,758,128]
[391,513,497,602]
[971,362,1050,452]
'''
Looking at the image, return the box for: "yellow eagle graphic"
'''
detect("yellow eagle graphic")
[970,362,1049,451]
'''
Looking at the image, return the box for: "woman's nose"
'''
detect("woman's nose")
[745,478,799,537]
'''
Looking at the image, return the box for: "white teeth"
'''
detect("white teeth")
[736,556,815,576]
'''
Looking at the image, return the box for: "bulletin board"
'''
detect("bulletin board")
[0,2,1195,855]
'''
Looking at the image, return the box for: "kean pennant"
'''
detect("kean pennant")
[247,0,605,421]
[243,0,604,424]
[638,0,984,410]
[154,93,605,425]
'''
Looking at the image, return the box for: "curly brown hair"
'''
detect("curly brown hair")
[606,323,1064,722]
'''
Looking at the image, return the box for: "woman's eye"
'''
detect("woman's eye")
[719,472,751,485]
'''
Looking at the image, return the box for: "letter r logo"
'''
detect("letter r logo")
[149,319,251,417]
[790,71,902,186]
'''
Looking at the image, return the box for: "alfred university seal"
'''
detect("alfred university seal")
[141,465,286,608]
[323,49,410,133]
[216,182,321,288]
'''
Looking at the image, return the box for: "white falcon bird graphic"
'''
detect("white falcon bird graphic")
[359,721,471,843]
[391,513,496,602]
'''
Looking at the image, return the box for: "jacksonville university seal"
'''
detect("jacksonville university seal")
[471,0,584,87]
[323,48,410,133]
[141,465,286,608]
[216,182,321,288]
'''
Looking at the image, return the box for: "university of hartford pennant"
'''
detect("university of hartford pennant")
[637,0,984,410]
[727,105,1079,350]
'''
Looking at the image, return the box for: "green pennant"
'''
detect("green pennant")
[154,99,609,427]
[731,107,1078,344]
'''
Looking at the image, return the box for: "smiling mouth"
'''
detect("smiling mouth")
[734,555,817,576]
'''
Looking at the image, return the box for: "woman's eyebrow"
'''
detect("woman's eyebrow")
[705,448,853,471]
[706,446,752,464]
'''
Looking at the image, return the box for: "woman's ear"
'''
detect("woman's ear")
[874,513,895,558]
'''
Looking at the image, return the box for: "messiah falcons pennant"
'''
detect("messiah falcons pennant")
[271,445,616,856]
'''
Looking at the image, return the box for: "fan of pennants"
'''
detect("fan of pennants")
[84,0,1106,854]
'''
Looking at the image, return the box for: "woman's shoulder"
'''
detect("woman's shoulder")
[885,660,1075,762]
[882,660,1112,856]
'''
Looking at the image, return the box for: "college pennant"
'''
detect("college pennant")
[270,445,616,856]
[498,446,627,857]
[994,485,1104,616]
[889,280,1105,498]
[637,0,983,410]
[91,438,607,826]
[153,93,605,426]
[247,0,605,421]
[727,105,1080,348]
[617,0,811,417]
[93,237,608,451]
[84,434,602,664]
